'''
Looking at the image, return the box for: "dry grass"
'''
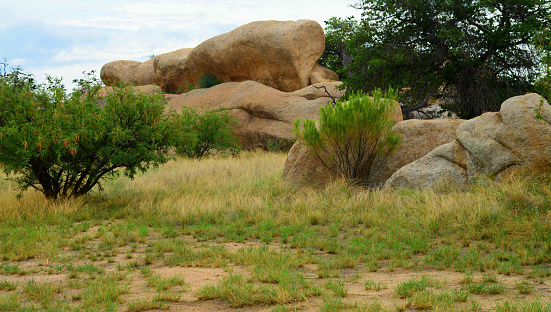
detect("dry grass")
[1,150,551,311]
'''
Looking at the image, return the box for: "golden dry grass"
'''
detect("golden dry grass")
[1,150,551,311]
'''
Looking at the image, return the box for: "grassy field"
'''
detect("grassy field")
[1,150,551,311]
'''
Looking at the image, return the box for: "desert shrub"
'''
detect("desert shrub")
[0,71,183,201]
[197,74,221,89]
[175,107,240,159]
[293,89,400,186]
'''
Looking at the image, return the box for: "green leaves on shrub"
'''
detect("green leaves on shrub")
[293,89,400,187]
[0,78,180,201]
[174,107,240,159]
[534,27,551,104]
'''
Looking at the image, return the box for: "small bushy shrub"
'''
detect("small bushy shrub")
[293,89,400,186]
[0,72,181,201]
[175,107,240,159]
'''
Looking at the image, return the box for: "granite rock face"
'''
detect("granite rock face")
[100,20,338,93]
[164,81,345,150]
[385,93,551,188]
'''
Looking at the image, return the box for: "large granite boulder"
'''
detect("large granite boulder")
[100,20,338,93]
[385,93,551,188]
[100,59,156,86]
[282,117,463,187]
[158,19,336,93]
[152,48,195,92]
[368,119,465,186]
[164,80,345,150]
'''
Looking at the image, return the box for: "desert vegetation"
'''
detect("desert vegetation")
[322,0,551,119]
[1,151,551,311]
[0,67,239,201]
[294,89,400,186]
[1,0,551,310]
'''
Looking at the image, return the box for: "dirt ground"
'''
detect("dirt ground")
[1,225,551,311]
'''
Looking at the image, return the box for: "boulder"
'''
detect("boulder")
[282,142,337,187]
[368,119,465,186]
[98,84,163,97]
[152,48,195,92]
[164,81,345,150]
[100,59,157,86]
[100,60,141,86]
[133,59,156,86]
[382,142,469,188]
[385,93,551,188]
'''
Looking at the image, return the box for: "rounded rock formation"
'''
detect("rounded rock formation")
[385,93,551,188]
[100,20,338,93]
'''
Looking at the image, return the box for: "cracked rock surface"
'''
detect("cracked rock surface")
[385,93,551,188]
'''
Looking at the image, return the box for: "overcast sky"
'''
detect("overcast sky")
[0,1,358,89]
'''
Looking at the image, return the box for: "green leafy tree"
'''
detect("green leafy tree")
[319,17,361,76]
[0,72,182,201]
[293,90,400,187]
[175,107,240,159]
[332,0,551,119]
[535,27,551,103]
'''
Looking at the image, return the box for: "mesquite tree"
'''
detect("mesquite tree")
[329,0,551,118]
[0,75,183,201]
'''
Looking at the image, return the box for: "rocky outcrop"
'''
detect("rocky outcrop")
[152,48,195,92]
[164,81,345,150]
[385,93,551,188]
[368,119,465,186]
[282,117,462,187]
[160,19,336,93]
[100,59,156,86]
[100,20,338,93]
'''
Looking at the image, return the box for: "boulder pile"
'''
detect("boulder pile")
[100,19,340,150]
[164,80,344,150]
[100,20,338,93]
[385,93,551,188]
[284,93,551,188]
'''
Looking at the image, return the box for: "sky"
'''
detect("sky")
[0,0,358,89]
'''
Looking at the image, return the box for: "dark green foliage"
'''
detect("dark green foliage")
[175,107,240,159]
[0,70,180,201]
[197,74,222,89]
[535,27,551,103]
[293,89,400,186]
[331,0,551,119]
[319,17,361,76]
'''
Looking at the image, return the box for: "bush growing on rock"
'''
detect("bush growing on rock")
[293,89,400,186]
[197,73,222,89]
